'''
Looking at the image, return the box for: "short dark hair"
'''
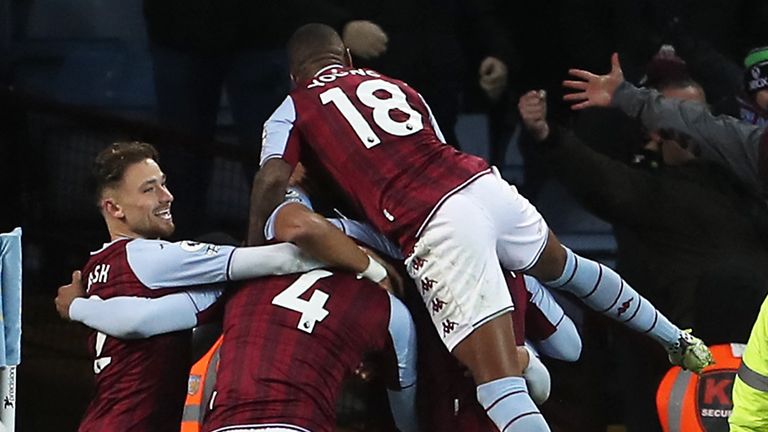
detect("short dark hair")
[92,141,159,205]
[287,23,345,79]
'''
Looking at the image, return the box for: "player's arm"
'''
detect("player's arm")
[328,218,403,260]
[56,271,221,338]
[247,158,292,245]
[126,238,324,289]
[272,202,388,284]
[385,293,420,432]
[249,95,302,245]
[69,288,221,339]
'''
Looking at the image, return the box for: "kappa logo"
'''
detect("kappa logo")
[431,298,447,314]
[617,297,633,317]
[442,319,459,337]
[420,277,437,294]
[753,66,762,79]
[411,257,427,272]
[3,396,12,409]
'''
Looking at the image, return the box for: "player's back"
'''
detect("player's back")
[270,65,489,251]
[203,269,393,432]
[79,239,190,432]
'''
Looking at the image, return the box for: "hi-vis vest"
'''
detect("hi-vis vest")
[656,343,745,432]
[730,295,768,431]
[180,336,222,432]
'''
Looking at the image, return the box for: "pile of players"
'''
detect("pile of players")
[55,24,714,432]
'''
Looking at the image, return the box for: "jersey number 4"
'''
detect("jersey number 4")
[272,269,333,334]
[320,79,424,148]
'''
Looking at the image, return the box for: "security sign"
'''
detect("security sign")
[696,370,736,431]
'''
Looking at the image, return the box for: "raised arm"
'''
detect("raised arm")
[563,53,766,192]
[610,82,764,191]
[519,90,667,226]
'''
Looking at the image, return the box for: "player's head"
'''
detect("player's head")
[92,141,175,239]
[744,47,768,110]
[287,23,350,83]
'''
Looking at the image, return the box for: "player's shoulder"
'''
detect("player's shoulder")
[89,237,132,256]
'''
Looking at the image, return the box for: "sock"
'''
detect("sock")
[546,247,680,347]
[477,376,551,431]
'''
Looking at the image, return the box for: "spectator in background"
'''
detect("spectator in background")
[460,0,570,199]
[736,47,768,127]
[522,67,768,430]
[318,0,514,149]
[564,53,768,196]
[142,0,390,237]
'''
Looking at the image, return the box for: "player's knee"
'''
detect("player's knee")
[556,337,582,362]
[539,324,582,362]
[528,233,567,281]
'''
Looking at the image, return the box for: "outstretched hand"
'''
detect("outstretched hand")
[518,90,550,141]
[563,53,625,110]
[55,270,85,320]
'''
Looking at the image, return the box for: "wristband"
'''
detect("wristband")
[357,255,387,283]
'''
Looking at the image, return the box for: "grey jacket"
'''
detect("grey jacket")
[612,81,767,194]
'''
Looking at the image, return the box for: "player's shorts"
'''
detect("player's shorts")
[405,168,548,351]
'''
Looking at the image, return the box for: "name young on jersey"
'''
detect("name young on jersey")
[307,68,381,89]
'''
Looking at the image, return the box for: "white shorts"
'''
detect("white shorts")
[405,169,548,351]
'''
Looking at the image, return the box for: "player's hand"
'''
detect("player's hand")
[359,246,404,296]
[479,56,508,101]
[563,52,625,110]
[55,270,85,320]
[342,20,388,60]
[518,90,550,141]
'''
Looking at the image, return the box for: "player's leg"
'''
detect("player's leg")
[452,313,550,431]
[406,188,550,431]
[523,275,582,362]
[473,169,711,372]
[525,231,712,371]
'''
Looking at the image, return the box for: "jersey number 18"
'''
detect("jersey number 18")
[319,79,424,148]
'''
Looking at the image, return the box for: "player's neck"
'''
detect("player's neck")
[106,220,142,241]
[305,56,347,79]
